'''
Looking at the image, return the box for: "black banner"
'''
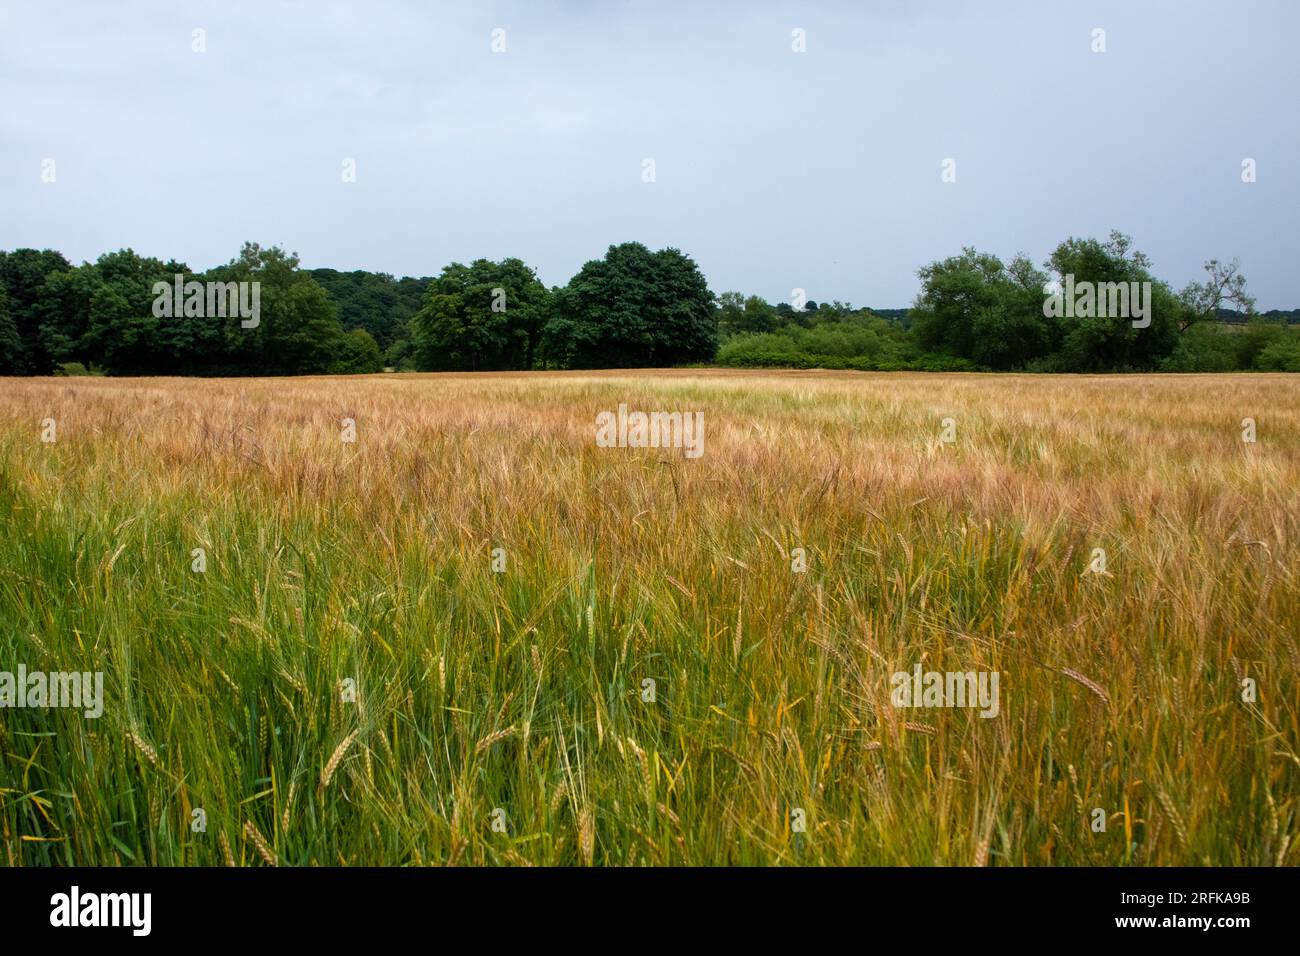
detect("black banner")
[0,866,1281,942]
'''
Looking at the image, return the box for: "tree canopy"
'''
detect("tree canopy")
[411,258,551,371]
[540,242,718,369]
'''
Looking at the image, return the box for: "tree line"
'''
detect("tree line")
[2,233,1297,377]
[717,233,1299,373]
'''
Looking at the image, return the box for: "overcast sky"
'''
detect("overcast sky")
[2,0,1296,308]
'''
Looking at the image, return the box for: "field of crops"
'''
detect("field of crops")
[1,370,1297,865]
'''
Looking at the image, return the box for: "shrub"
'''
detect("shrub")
[53,361,103,376]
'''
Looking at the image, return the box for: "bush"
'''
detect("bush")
[905,353,984,372]
[1160,323,1238,372]
[1233,320,1288,370]
[1255,336,1300,371]
[53,361,103,376]
[715,317,912,370]
[328,328,384,375]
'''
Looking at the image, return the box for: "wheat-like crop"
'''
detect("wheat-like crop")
[1,369,1297,865]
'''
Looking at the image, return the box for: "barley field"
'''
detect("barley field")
[1,370,1297,866]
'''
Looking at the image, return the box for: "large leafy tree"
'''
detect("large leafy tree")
[209,243,345,376]
[38,250,212,375]
[52,250,188,375]
[411,258,550,371]
[541,242,718,368]
[1046,231,1182,371]
[910,248,1051,370]
[32,263,95,369]
[0,248,72,374]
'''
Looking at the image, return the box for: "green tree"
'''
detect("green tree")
[411,258,550,371]
[0,248,72,374]
[541,242,718,368]
[718,292,780,337]
[210,243,344,376]
[32,249,196,375]
[1045,232,1181,371]
[330,328,384,374]
[33,264,95,368]
[909,248,1051,370]
[79,250,185,374]
[717,291,746,337]
[150,258,227,375]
